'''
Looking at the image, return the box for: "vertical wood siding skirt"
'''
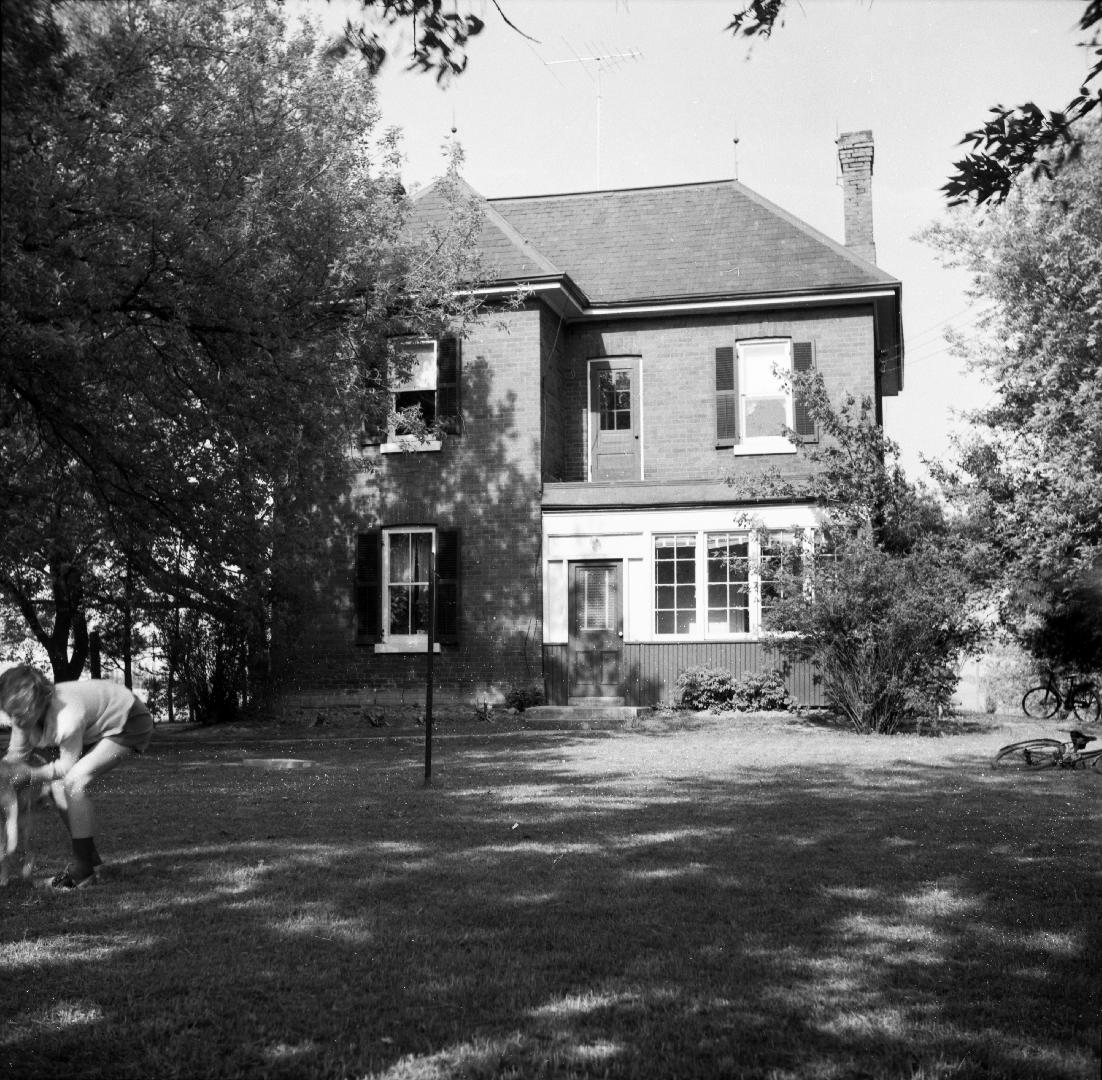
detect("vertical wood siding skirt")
[541,643,822,707]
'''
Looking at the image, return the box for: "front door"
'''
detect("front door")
[589,358,641,481]
[568,561,623,701]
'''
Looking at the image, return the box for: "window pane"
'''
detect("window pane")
[390,534,411,583]
[739,341,791,439]
[740,341,789,392]
[394,389,437,433]
[707,610,729,631]
[386,530,433,636]
[655,534,696,635]
[412,583,429,634]
[706,532,749,636]
[760,531,801,624]
[745,396,787,438]
[598,370,632,431]
[579,565,614,630]
[411,533,431,583]
[389,585,410,634]
[394,342,437,392]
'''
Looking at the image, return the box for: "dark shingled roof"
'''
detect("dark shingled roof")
[410,176,899,305]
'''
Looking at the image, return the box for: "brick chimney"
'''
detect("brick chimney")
[836,130,876,264]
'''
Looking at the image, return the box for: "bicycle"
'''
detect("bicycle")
[1021,672,1100,725]
[992,728,1102,771]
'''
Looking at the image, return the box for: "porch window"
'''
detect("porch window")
[758,530,802,627]
[654,534,697,635]
[706,533,750,634]
[650,528,811,639]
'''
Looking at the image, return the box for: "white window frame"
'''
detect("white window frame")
[651,529,810,640]
[732,338,798,456]
[381,340,442,453]
[375,526,442,653]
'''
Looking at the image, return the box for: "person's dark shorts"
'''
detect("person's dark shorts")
[102,701,154,755]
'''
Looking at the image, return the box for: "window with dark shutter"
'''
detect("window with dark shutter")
[435,528,460,643]
[437,337,461,435]
[354,531,382,642]
[715,346,738,447]
[792,341,817,442]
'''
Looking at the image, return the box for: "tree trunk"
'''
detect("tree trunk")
[46,554,88,681]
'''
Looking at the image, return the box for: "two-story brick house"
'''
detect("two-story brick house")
[282,131,902,710]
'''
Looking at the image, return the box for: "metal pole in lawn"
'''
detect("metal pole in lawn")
[424,544,436,785]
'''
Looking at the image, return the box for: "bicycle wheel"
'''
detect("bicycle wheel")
[992,739,1064,770]
[1067,684,1101,726]
[1022,686,1060,720]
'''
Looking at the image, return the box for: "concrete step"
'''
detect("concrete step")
[520,705,648,727]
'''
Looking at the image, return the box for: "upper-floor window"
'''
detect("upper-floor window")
[715,339,817,453]
[361,337,461,451]
[393,342,439,438]
[740,340,792,447]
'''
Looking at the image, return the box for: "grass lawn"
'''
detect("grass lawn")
[2,709,1099,1080]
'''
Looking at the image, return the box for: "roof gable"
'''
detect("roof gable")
[409,176,562,283]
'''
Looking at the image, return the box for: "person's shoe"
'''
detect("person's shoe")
[48,868,97,891]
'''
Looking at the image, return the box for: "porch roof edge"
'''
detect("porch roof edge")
[541,480,819,511]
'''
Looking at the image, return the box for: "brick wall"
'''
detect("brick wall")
[273,306,546,706]
[540,307,567,482]
[272,301,878,707]
[554,306,876,483]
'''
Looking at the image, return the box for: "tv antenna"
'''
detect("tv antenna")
[545,43,642,188]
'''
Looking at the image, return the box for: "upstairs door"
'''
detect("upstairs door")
[589,358,641,481]
[568,560,623,701]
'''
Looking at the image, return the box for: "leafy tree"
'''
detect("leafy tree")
[729,378,985,732]
[726,0,1101,205]
[1,0,480,679]
[922,119,1102,673]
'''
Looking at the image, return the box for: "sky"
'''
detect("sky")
[321,0,1092,479]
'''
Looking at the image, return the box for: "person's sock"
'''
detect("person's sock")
[71,837,97,880]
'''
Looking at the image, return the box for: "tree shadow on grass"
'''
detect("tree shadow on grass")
[2,729,1099,1080]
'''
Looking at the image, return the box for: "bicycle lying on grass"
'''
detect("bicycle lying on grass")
[1021,673,1100,725]
[992,729,1102,771]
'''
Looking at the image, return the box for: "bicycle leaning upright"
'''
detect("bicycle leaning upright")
[1020,671,1100,726]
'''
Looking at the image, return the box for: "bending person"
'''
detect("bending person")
[0,665,153,890]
